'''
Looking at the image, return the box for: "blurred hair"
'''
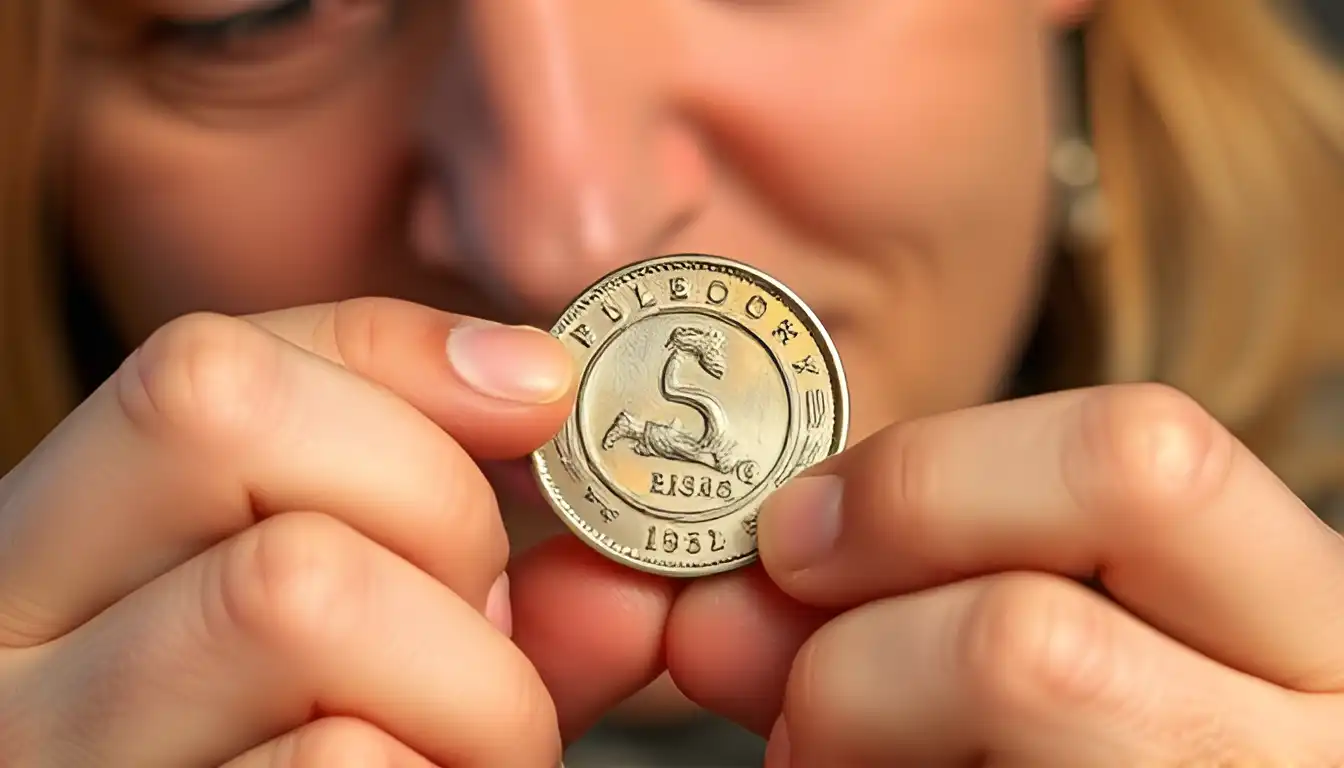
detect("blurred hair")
[1,0,76,473]
[3,0,1343,497]
[1078,0,1344,494]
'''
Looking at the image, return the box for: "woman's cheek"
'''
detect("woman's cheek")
[62,72,415,338]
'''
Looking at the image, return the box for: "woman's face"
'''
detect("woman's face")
[59,0,1086,532]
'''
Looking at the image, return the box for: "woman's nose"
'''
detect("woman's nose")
[417,0,710,312]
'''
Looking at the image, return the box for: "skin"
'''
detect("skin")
[60,0,1059,445]
[5,0,1344,764]
[59,0,1070,721]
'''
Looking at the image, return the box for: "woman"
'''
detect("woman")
[3,0,1343,765]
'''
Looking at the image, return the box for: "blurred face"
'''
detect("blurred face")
[57,0,1085,540]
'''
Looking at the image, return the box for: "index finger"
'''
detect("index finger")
[248,298,575,460]
[755,384,1344,692]
[0,299,574,646]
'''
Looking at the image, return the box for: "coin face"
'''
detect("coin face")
[531,254,849,577]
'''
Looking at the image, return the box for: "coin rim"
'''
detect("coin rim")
[530,253,850,578]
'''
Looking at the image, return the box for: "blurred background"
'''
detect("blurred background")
[0,1,1339,767]
[565,5,1344,766]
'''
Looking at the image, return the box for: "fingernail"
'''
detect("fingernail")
[764,716,792,768]
[446,319,572,404]
[759,475,843,572]
[485,572,512,637]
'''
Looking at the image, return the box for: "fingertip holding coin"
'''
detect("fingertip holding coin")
[531,254,850,578]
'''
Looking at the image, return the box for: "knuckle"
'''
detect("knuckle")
[489,658,560,754]
[280,718,399,768]
[325,298,384,371]
[429,460,510,592]
[118,312,287,448]
[960,574,1124,717]
[879,421,945,547]
[214,513,368,655]
[1068,383,1230,514]
[0,591,61,647]
[460,486,510,584]
[780,624,862,755]
[438,643,559,762]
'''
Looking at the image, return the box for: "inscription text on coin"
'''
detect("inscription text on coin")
[532,255,848,577]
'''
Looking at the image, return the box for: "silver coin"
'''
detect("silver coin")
[531,254,849,577]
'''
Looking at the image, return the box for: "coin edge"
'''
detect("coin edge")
[530,253,851,578]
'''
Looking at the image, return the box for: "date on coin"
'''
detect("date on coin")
[531,254,849,577]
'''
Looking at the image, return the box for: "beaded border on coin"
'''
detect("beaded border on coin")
[531,254,850,577]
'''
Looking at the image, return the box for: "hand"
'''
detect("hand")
[666,384,1344,766]
[0,299,668,767]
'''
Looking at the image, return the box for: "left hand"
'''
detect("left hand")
[665,383,1344,766]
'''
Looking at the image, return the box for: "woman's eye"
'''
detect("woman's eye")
[125,0,400,117]
[148,0,317,60]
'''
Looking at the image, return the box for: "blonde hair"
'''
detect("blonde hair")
[1,0,76,473]
[3,1,1343,496]
[1083,0,1344,494]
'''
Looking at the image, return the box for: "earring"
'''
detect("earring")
[1052,136,1109,252]
[1052,30,1109,254]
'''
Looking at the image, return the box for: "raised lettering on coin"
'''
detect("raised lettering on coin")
[793,355,821,375]
[532,254,849,577]
[707,280,729,305]
[746,295,768,319]
[571,324,596,348]
[634,284,656,308]
[806,389,828,430]
[584,486,620,523]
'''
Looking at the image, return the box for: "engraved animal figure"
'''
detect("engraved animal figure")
[603,326,759,484]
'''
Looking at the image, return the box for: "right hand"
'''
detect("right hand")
[0,299,672,767]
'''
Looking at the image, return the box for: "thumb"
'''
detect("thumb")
[249,298,577,461]
[509,536,679,741]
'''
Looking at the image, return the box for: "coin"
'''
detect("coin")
[531,254,849,577]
